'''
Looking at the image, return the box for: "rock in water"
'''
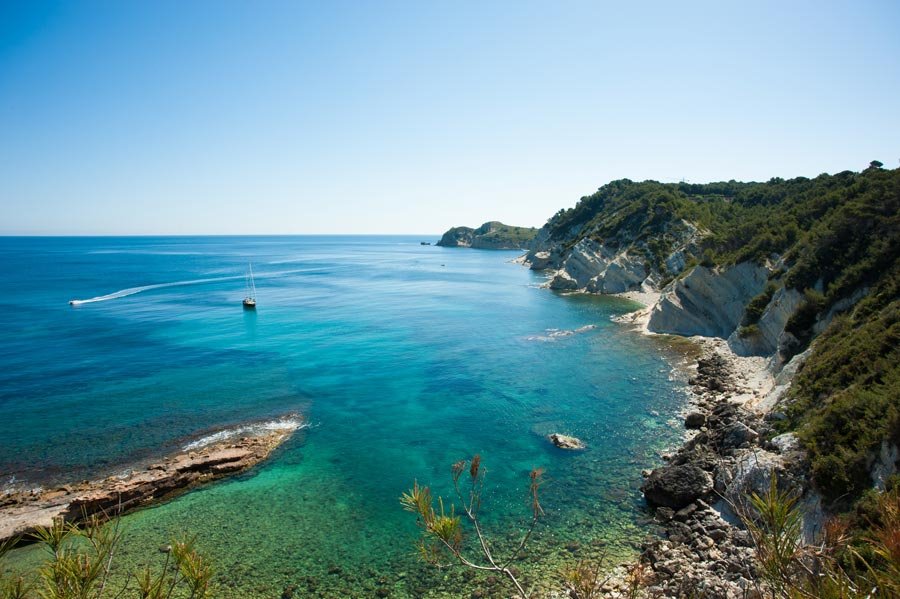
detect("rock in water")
[548,433,585,450]
[641,464,713,509]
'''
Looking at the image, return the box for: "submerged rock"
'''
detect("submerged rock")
[548,433,585,450]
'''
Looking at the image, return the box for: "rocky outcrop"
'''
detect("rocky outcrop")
[526,220,700,296]
[542,238,651,293]
[436,221,538,249]
[0,418,301,545]
[872,440,900,491]
[648,263,770,338]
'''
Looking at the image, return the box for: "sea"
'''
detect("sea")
[0,235,690,597]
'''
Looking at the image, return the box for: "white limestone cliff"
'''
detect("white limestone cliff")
[647,263,770,339]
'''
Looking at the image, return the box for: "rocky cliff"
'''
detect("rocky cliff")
[436,221,538,249]
[523,206,809,367]
[520,168,899,512]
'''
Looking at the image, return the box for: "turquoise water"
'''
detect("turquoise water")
[0,236,688,597]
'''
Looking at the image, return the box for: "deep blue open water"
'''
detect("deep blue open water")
[0,236,689,597]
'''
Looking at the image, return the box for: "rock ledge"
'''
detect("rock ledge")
[0,417,301,545]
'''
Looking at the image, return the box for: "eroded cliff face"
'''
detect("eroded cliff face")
[517,194,876,385]
[525,219,699,295]
[544,239,651,293]
[647,263,769,339]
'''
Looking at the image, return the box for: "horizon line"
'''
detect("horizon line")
[0,232,449,238]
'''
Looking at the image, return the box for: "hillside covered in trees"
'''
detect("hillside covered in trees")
[533,163,899,508]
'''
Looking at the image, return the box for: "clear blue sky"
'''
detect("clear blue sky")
[1,1,898,235]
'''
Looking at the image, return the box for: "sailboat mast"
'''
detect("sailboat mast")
[242,262,258,308]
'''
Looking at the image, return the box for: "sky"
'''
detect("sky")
[1,1,898,235]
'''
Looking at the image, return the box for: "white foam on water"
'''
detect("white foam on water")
[526,324,598,342]
[182,417,306,452]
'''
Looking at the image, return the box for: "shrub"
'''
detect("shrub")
[0,517,212,599]
[742,282,778,327]
[739,475,900,598]
[401,456,545,598]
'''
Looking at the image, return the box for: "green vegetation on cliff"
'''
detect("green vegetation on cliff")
[786,268,900,504]
[548,166,898,295]
[542,165,900,507]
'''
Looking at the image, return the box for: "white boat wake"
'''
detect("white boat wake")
[68,267,326,305]
[68,275,243,305]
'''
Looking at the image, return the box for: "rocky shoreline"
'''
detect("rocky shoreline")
[514,239,819,597]
[0,417,302,546]
[636,351,770,598]
[597,336,811,598]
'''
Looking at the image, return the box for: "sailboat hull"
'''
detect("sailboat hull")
[242,298,256,309]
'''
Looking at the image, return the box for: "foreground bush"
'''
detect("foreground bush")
[0,516,212,599]
[742,477,900,599]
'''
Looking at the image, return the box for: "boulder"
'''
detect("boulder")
[548,271,578,290]
[641,464,714,509]
[527,251,556,270]
[684,412,706,429]
[769,432,801,454]
[723,422,759,449]
[548,433,585,450]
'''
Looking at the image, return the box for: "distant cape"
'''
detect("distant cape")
[436,221,538,249]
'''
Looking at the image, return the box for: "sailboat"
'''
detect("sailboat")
[242,263,257,309]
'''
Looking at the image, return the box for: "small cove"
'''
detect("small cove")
[0,236,690,597]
